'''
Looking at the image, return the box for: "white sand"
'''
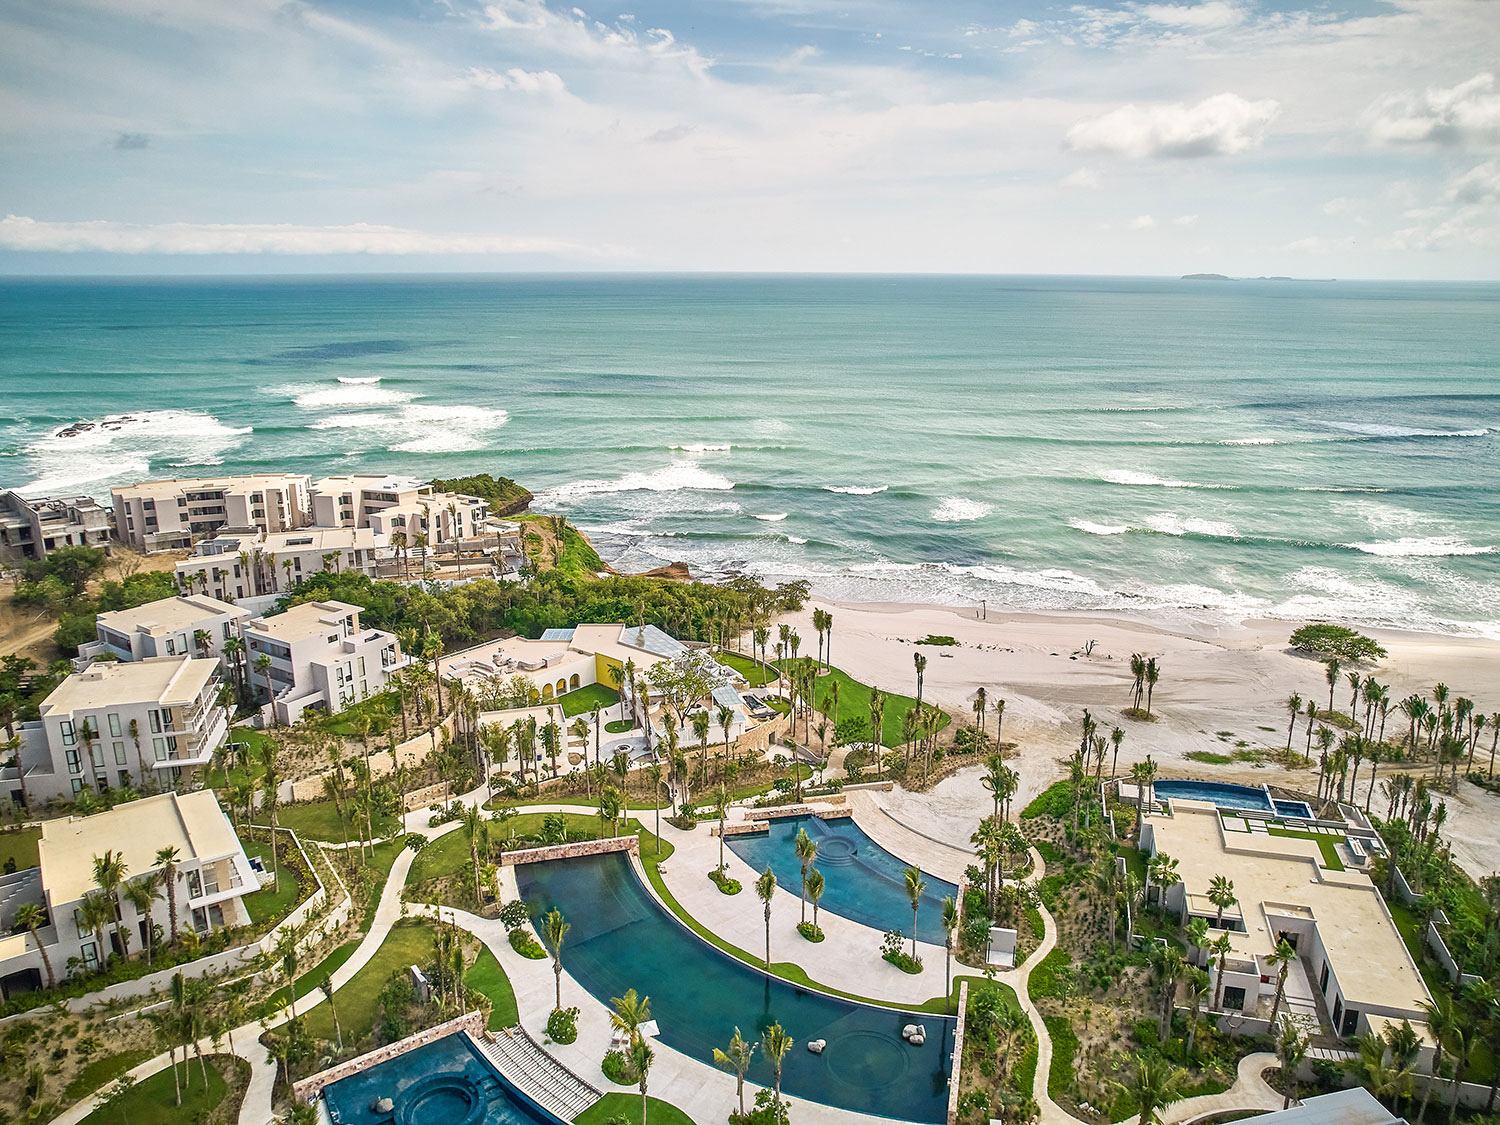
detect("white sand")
[770,599,1500,880]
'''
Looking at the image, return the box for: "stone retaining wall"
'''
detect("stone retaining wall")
[948,979,969,1125]
[284,715,456,803]
[405,781,452,811]
[292,1011,485,1104]
[744,804,852,822]
[712,822,768,838]
[500,835,638,866]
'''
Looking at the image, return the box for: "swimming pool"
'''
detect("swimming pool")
[322,1032,560,1125]
[725,815,959,944]
[1153,779,1312,819]
[517,852,953,1123]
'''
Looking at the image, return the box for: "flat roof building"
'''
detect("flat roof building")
[112,474,310,552]
[0,491,112,562]
[175,525,387,600]
[80,593,249,666]
[242,600,405,725]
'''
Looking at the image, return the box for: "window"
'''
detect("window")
[1222,985,1246,1011]
[118,770,131,788]
[80,941,99,970]
[165,637,177,655]
[358,656,365,676]
[60,720,76,746]
[223,622,232,639]
[149,710,162,734]
[113,742,127,764]
[71,778,84,794]
[65,749,82,774]
[89,743,104,768]
[96,774,109,791]
[108,713,122,737]
[153,737,168,761]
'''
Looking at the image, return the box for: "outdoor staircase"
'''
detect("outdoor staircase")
[472,1027,601,1121]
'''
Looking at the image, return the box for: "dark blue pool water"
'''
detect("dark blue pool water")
[322,1033,559,1125]
[1154,779,1273,812]
[726,815,959,944]
[516,853,953,1123]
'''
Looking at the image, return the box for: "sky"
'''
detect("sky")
[0,0,1497,278]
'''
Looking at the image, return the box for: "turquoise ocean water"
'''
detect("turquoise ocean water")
[1,275,1497,635]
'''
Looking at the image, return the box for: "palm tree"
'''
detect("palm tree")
[756,866,776,967]
[794,827,818,924]
[1416,994,1458,1125]
[609,987,652,1047]
[154,846,181,944]
[905,864,926,959]
[316,971,344,1050]
[1266,938,1297,1024]
[1153,944,1185,1042]
[913,652,927,713]
[1207,874,1236,926]
[123,872,163,966]
[13,903,54,987]
[1131,756,1158,842]
[1325,659,1342,714]
[1277,1016,1309,1108]
[942,895,958,1012]
[78,891,113,972]
[1119,1055,1184,1125]
[1286,693,1303,750]
[807,868,826,937]
[1144,657,1160,713]
[92,849,128,962]
[276,929,301,1021]
[543,908,570,1013]
[631,1034,654,1125]
[761,1022,795,1121]
[462,804,487,904]
[713,1028,757,1117]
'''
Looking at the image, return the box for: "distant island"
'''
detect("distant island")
[1182,273,1334,281]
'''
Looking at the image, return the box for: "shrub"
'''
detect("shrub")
[546,1006,579,1044]
[402,832,428,854]
[880,929,923,973]
[499,900,531,929]
[797,921,824,942]
[508,928,546,959]
[917,634,958,646]
[1027,948,1071,1000]
[708,869,742,895]
[729,1088,791,1125]
[1289,623,1386,663]
[601,1048,635,1086]
[1021,781,1074,819]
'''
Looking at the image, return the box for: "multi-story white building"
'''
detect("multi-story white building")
[0,791,255,996]
[0,491,112,563]
[241,600,405,725]
[174,526,387,600]
[5,657,228,807]
[79,594,250,667]
[111,474,311,552]
[309,474,487,547]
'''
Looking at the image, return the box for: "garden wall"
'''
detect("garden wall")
[292,1011,486,1103]
[283,714,457,802]
[948,979,970,1125]
[499,835,638,866]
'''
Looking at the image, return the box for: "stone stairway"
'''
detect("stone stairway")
[472,1028,601,1122]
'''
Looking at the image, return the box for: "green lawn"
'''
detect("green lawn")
[205,726,273,788]
[774,658,948,746]
[465,947,519,1030]
[80,1054,229,1125]
[240,837,303,927]
[1045,1014,1078,1100]
[256,798,400,842]
[714,651,778,688]
[1266,827,1346,871]
[260,940,361,1018]
[559,683,620,717]
[0,826,41,871]
[575,1093,698,1125]
[302,922,437,1043]
[361,839,405,928]
[64,1049,155,1102]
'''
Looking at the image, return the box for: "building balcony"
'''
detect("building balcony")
[187,855,255,910]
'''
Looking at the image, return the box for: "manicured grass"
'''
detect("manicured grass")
[256,799,399,842]
[714,651,778,688]
[1044,1014,1078,1099]
[260,940,361,1018]
[1266,827,1345,870]
[361,839,406,928]
[240,837,302,927]
[80,1054,229,1125]
[302,922,437,1043]
[1027,948,1071,1000]
[407,829,476,885]
[575,1093,698,1125]
[0,826,41,871]
[205,726,273,788]
[64,1048,155,1102]
[466,947,519,1030]
[776,658,948,746]
[559,683,620,717]
[605,719,634,734]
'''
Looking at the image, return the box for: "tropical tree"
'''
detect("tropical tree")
[712,1028,757,1117]
[319,972,343,1051]
[610,987,652,1047]
[905,864,927,959]
[631,1034,655,1125]
[794,827,818,924]
[1286,693,1303,750]
[807,868,826,936]
[761,1022,795,1121]
[1265,938,1297,1024]
[462,804,488,904]
[942,895,958,1012]
[1415,994,1458,1125]
[756,866,777,967]
[91,849,128,962]
[1277,1016,1309,1108]
[13,903,54,987]
[1207,874,1237,926]
[543,908,571,1013]
[122,872,163,966]
[1119,1055,1185,1125]
[714,784,731,871]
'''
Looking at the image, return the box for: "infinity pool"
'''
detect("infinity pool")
[323,1032,558,1125]
[517,853,953,1123]
[1154,779,1312,819]
[726,815,958,944]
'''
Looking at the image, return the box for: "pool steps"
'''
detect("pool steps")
[472,1027,601,1121]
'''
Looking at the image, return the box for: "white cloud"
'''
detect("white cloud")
[1363,72,1500,147]
[1060,167,1102,189]
[1135,2,1244,30]
[462,66,567,94]
[1067,93,1279,158]
[0,215,602,256]
[1173,214,1198,227]
[1447,160,1500,205]
[1129,214,1157,229]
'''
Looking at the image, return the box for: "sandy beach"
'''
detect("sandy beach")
[774,598,1500,880]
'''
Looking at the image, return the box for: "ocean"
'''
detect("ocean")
[2,274,1497,636]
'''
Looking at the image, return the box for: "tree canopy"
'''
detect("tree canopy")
[1288,623,1387,663]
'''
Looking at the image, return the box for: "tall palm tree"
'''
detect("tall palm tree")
[631,1034,654,1125]
[1144,657,1160,714]
[913,652,927,713]
[1325,659,1342,714]
[1120,1055,1185,1125]
[1277,1016,1309,1108]
[756,866,776,967]
[276,929,301,1021]
[1286,693,1303,750]
[807,868,826,936]
[1265,938,1297,1024]
[761,1022,795,1121]
[942,895,959,1012]
[543,908,570,1012]
[713,1028,757,1117]
[1207,874,1236,926]
[13,903,55,987]
[905,864,926,959]
[91,849,128,962]
[462,805,487,903]
[645,763,665,853]
[1416,994,1457,1125]
[609,987,652,1046]
[78,891,113,972]
[319,972,343,1051]
[155,846,181,944]
[794,827,818,924]
[122,872,163,966]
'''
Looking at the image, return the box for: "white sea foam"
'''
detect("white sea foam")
[755,513,789,522]
[308,413,388,430]
[1102,469,1227,489]
[389,405,510,453]
[932,497,992,522]
[292,384,414,409]
[1069,519,1130,536]
[824,485,889,495]
[1294,486,1389,493]
[337,376,382,385]
[21,410,252,493]
[786,535,809,544]
[1218,438,1277,446]
[1325,421,1495,439]
[1345,537,1495,557]
[674,443,731,452]
[1145,513,1240,539]
[538,460,735,505]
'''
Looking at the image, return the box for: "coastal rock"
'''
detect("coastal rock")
[635,561,693,581]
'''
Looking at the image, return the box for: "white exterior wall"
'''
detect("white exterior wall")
[112,476,310,550]
[83,602,248,665]
[244,607,405,725]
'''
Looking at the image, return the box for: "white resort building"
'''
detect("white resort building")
[242,599,405,725]
[0,490,112,562]
[0,791,255,997]
[1140,797,1432,1040]
[79,593,250,666]
[309,474,488,547]
[5,657,228,807]
[111,474,312,552]
[174,525,387,599]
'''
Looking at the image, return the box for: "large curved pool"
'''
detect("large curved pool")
[517,852,953,1123]
[726,814,958,944]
